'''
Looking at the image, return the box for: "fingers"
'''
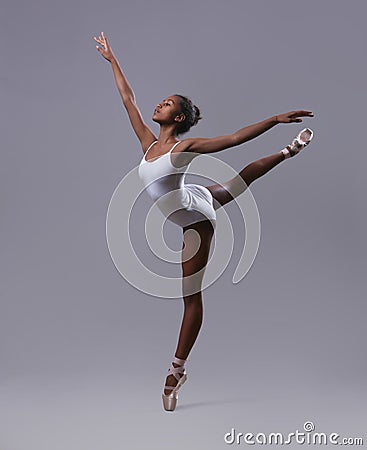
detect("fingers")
[286,111,313,123]
[93,36,105,49]
[295,110,314,117]
[93,32,111,57]
[93,32,108,45]
[102,31,110,48]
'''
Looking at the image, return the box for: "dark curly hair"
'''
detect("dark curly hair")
[174,94,202,135]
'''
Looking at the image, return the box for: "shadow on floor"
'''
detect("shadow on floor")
[175,396,254,411]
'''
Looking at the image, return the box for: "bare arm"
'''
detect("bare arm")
[184,111,314,154]
[94,32,156,150]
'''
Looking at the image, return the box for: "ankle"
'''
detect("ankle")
[173,356,187,366]
[281,147,292,159]
[165,356,187,380]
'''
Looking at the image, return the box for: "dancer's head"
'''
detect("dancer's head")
[152,94,202,135]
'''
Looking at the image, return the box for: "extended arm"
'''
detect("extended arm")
[94,32,156,150]
[109,58,156,148]
[184,110,314,154]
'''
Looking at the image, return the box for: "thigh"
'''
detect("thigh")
[181,220,214,297]
[206,182,235,208]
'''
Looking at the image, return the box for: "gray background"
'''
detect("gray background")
[1,0,366,449]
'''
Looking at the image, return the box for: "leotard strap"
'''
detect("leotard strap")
[170,141,181,153]
[146,140,158,152]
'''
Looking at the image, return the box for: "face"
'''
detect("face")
[152,95,184,125]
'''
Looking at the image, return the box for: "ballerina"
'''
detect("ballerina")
[94,31,314,412]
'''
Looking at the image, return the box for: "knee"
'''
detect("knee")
[182,289,202,304]
[182,277,204,298]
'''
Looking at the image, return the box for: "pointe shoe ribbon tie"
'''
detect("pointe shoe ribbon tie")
[162,357,187,411]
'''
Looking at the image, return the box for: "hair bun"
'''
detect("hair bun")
[192,105,202,127]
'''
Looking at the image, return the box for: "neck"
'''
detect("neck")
[157,125,179,144]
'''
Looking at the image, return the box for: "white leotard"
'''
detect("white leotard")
[138,141,216,229]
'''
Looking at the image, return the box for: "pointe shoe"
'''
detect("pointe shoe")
[162,357,187,412]
[282,128,314,158]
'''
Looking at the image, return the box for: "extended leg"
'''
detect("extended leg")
[207,151,286,207]
[207,128,314,208]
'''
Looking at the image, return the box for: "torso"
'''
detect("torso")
[143,140,195,168]
[138,139,217,229]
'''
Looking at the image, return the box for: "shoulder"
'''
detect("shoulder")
[173,138,198,153]
[170,139,198,166]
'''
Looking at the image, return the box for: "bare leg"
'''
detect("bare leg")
[207,151,286,207]
[164,219,214,395]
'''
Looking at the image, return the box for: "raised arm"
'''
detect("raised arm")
[183,110,314,154]
[93,32,156,150]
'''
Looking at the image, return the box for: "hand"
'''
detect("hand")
[93,31,115,62]
[276,110,314,124]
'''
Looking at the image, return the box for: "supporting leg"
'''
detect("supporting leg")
[175,291,204,360]
[164,220,214,396]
